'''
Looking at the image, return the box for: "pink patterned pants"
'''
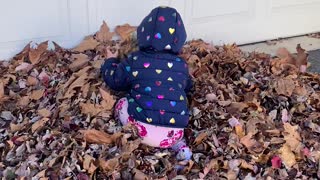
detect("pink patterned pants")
[114,97,186,148]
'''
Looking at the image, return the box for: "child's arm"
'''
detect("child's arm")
[101,58,131,91]
[185,76,193,93]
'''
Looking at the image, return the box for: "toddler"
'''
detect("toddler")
[101,6,192,160]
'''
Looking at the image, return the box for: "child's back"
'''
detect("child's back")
[101,6,192,160]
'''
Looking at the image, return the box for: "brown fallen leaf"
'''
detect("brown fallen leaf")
[279,144,296,168]
[193,132,208,145]
[80,129,122,144]
[283,123,302,152]
[10,120,28,133]
[79,102,105,116]
[92,59,104,69]
[274,78,296,96]
[31,118,49,133]
[296,44,308,68]
[34,170,46,179]
[96,21,114,43]
[115,24,137,40]
[122,139,141,153]
[235,125,245,138]
[99,157,120,173]
[29,41,48,64]
[277,47,295,65]
[30,89,45,100]
[0,81,4,100]
[38,108,51,118]
[17,96,30,107]
[83,154,97,174]
[27,76,38,86]
[99,87,116,109]
[69,53,90,72]
[73,36,100,52]
[64,73,90,99]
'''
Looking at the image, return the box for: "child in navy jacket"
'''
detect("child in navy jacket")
[101,6,192,160]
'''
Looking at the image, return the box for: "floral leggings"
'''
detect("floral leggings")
[114,98,192,160]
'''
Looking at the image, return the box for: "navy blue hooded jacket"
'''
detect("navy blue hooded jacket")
[101,6,192,128]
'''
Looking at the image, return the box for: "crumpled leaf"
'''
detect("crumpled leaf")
[15,62,33,72]
[83,154,97,174]
[115,24,137,40]
[31,118,49,133]
[279,144,296,168]
[73,36,99,52]
[29,41,48,64]
[283,122,302,152]
[95,21,114,43]
[69,53,90,72]
[80,129,122,144]
[30,89,45,100]
[274,78,296,96]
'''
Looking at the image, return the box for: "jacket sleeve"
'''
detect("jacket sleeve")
[101,57,131,91]
[185,75,193,93]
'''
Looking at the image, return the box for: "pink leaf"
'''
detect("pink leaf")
[302,147,311,157]
[271,155,282,169]
[15,62,33,72]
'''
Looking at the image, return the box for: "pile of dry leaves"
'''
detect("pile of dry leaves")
[0,21,319,180]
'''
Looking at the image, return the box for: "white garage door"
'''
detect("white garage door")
[1,0,320,60]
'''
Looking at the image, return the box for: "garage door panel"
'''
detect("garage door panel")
[0,0,68,43]
[191,0,251,19]
[272,0,320,8]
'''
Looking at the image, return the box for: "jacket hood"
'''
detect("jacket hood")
[137,6,187,54]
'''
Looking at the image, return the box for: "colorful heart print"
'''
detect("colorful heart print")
[155,33,162,39]
[146,101,152,107]
[155,81,162,86]
[125,66,131,72]
[136,107,142,112]
[132,71,138,77]
[157,95,164,99]
[110,70,114,76]
[167,77,173,81]
[156,69,162,74]
[167,62,173,68]
[145,86,151,92]
[143,62,150,68]
[146,118,152,123]
[159,110,165,115]
[135,94,141,99]
[133,56,138,60]
[169,118,175,124]
[147,35,150,40]
[180,95,184,101]
[170,101,177,107]
[158,16,165,22]
[181,110,186,115]
[148,17,152,22]
[169,28,175,34]
[134,84,140,89]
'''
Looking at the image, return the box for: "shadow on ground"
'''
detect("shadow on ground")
[308,50,320,73]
